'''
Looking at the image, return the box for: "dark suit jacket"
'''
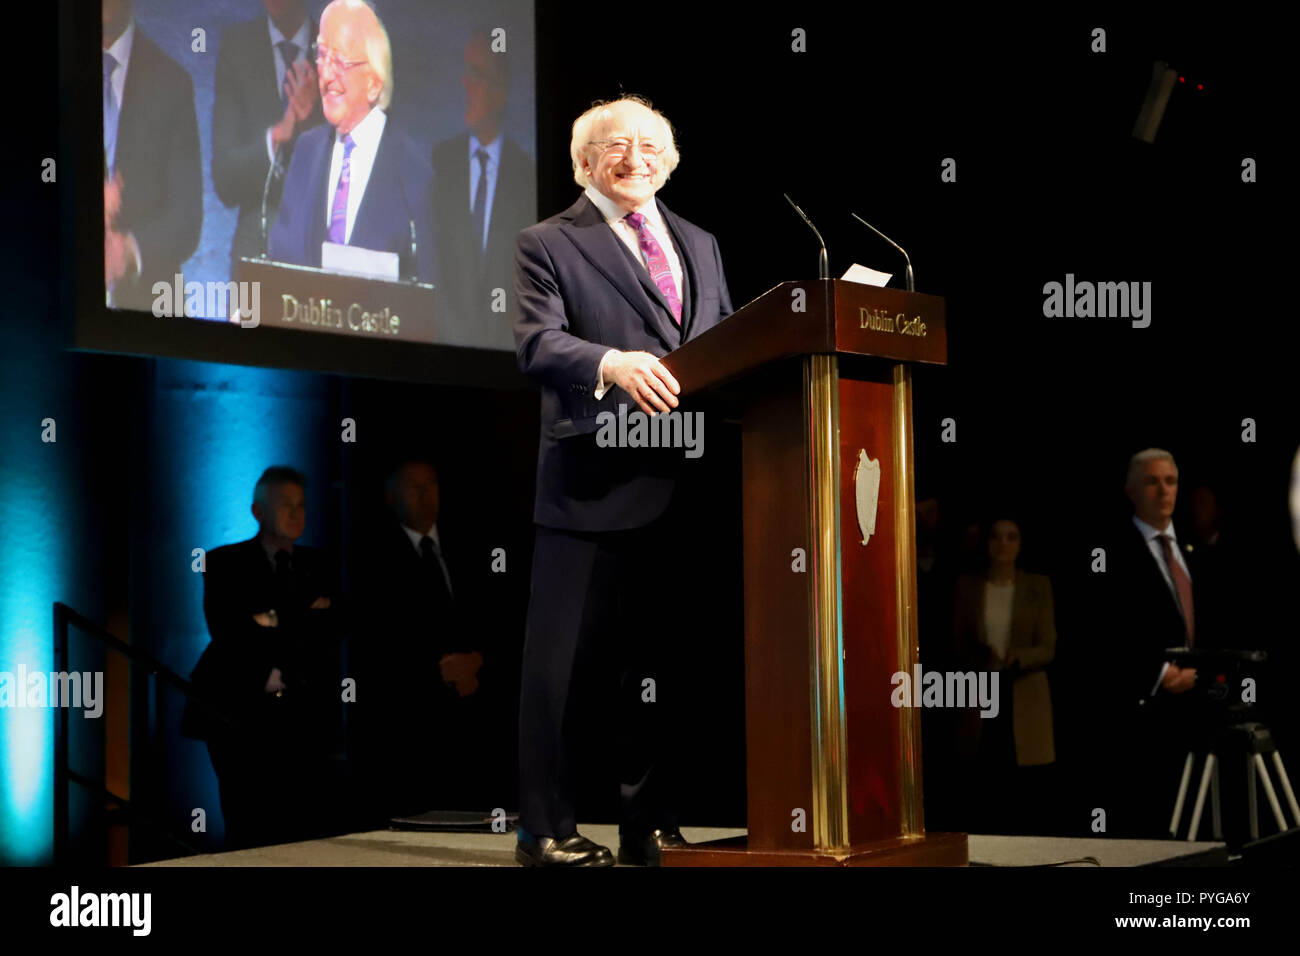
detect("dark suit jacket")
[110,25,202,312]
[347,519,488,800]
[268,117,437,283]
[211,15,322,268]
[181,538,341,748]
[514,192,734,532]
[431,133,535,349]
[1104,520,1207,706]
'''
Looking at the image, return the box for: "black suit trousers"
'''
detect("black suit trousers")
[518,504,688,839]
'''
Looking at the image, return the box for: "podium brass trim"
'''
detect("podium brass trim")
[892,363,924,836]
[804,355,849,852]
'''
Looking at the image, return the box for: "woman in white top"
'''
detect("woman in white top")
[953,517,1058,833]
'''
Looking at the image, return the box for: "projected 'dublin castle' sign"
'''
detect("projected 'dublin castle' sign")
[281,294,403,337]
[235,258,437,344]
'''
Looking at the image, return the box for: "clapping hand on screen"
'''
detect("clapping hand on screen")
[285,60,319,125]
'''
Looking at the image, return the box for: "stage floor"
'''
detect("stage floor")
[137,826,1228,867]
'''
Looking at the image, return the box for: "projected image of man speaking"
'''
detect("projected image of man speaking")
[268,0,436,283]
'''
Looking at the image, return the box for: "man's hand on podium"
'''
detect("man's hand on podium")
[1161,663,1197,694]
[605,350,680,416]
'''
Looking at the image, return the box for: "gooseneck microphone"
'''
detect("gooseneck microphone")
[784,193,829,280]
[409,219,418,282]
[261,144,288,258]
[851,212,914,293]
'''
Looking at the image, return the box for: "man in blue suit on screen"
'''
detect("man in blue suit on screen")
[269,0,435,285]
[513,95,734,867]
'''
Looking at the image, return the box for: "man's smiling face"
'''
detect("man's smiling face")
[582,102,668,214]
[317,4,378,135]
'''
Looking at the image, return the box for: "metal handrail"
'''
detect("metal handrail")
[52,601,237,864]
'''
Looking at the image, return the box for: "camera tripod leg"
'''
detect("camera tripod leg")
[1170,751,1195,838]
[1271,751,1300,827]
[1248,758,1258,840]
[1187,753,1215,842]
[1211,760,1222,841]
[1254,752,1290,832]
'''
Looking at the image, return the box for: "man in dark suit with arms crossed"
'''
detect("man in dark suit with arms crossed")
[513,96,733,866]
[181,466,344,850]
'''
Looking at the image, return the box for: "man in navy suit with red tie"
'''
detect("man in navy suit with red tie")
[1102,448,1219,837]
[513,96,733,866]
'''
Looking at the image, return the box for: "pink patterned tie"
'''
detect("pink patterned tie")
[1157,534,1195,645]
[328,134,355,245]
[624,211,681,324]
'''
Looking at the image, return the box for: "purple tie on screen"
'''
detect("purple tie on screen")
[624,211,681,325]
[328,134,356,245]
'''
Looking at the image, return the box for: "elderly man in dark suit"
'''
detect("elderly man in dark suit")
[431,29,535,349]
[212,0,324,272]
[181,466,344,850]
[268,0,436,283]
[101,0,201,313]
[1101,447,1216,837]
[513,95,733,866]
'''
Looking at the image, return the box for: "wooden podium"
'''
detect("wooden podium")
[660,279,966,866]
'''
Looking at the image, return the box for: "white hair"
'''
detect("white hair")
[1126,447,1178,488]
[569,95,680,189]
[321,0,393,110]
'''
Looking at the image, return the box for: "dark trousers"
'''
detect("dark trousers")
[206,708,336,850]
[518,510,686,839]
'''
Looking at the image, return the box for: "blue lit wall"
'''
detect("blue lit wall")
[0,335,68,864]
[135,359,332,850]
[0,335,331,862]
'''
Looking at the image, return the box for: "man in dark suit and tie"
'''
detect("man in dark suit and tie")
[349,459,490,821]
[431,29,535,349]
[101,0,202,313]
[268,0,436,283]
[1101,448,1215,837]
[181,466,344,850]
[212,1,324,273]
[513,96,734,866]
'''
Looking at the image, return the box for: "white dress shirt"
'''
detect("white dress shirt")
[469,133,503,250]
[582,184,684,400]
[264,16,311,164]
[324,107,387,245]
[1132,515,1192,695]
[401,522,453,598]
[983,579,1015,663]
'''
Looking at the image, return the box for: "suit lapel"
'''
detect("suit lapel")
[115,32,150,178]
[307,130,334,260]
[351,124,395,250]
[255,23,280,120]
[1132,525,1184,625]
[658,198,699,336]
[558,195,679,352]
[1009,570,1030,648]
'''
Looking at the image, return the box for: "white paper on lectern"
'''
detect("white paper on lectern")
[841,263,893,287]
[321,241,400,281]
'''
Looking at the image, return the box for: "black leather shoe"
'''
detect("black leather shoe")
[617,827,689,866]
[515,831,614,867]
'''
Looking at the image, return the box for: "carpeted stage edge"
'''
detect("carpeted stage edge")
[135,826,1229,867]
